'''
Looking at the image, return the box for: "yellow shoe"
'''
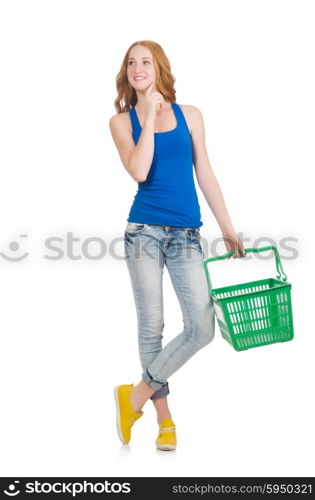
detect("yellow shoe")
[156,418,177,451]
[114,384,143,444]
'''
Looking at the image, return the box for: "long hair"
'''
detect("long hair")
[114,40,176,113]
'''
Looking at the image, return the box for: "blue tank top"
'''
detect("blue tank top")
[127,102,203,228]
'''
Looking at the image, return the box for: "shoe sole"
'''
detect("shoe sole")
[156,444,176,451]
[114,386,128,445]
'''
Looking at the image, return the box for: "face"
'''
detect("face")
[127,45,156,92]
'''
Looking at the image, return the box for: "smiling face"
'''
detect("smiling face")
[127,45,157,92]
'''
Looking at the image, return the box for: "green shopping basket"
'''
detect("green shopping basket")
[203,246,294,351]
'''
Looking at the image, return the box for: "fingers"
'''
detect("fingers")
[233,248,246,258]
[152,94,164,111]
[144,81,154,96]
[223,233,246,258]
[145,82,164,112]
[145,82,164,103]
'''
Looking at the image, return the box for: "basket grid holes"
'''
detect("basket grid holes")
[219,289,290,335]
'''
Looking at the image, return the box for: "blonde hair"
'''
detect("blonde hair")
[114,40,176,113]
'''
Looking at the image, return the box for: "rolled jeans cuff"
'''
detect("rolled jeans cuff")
[150,383,170,400]
[142,368,169,398]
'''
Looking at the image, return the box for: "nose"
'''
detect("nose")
[134,67,145,74]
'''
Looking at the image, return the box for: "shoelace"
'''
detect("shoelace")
[159,426,176,434]
[129,415,139,426]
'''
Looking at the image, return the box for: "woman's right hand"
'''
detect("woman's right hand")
[144,82,165,122]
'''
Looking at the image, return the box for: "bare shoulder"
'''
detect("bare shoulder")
[109,110,132,134]
[177,104,203,134]
[179,104,201,112]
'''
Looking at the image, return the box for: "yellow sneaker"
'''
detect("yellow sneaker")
[114,384,143,444]
[156,418,177,451]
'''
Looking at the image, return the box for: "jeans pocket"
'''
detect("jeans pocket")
[186,228,201,240]
[125,222,147,235]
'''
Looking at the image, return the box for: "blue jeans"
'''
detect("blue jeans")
[124,222,215,400]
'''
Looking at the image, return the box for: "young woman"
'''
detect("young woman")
[109,40,246,451]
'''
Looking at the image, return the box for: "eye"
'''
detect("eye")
[128,60,150,65]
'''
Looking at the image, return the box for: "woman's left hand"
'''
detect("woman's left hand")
[222,230,246,258]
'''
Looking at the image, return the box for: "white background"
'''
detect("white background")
[0,0,314,477]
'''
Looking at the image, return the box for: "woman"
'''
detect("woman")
[109,40,246,451]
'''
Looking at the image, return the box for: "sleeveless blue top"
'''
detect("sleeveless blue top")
[127,102,203,227]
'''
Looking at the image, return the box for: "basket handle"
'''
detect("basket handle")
[203,246,288,291]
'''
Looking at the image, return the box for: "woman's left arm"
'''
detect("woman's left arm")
[188,105,246,258]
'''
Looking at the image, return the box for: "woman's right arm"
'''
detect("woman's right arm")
[109,83,164,182]
[109,114,155,183]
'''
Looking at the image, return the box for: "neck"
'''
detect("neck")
[135,91,171,113]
